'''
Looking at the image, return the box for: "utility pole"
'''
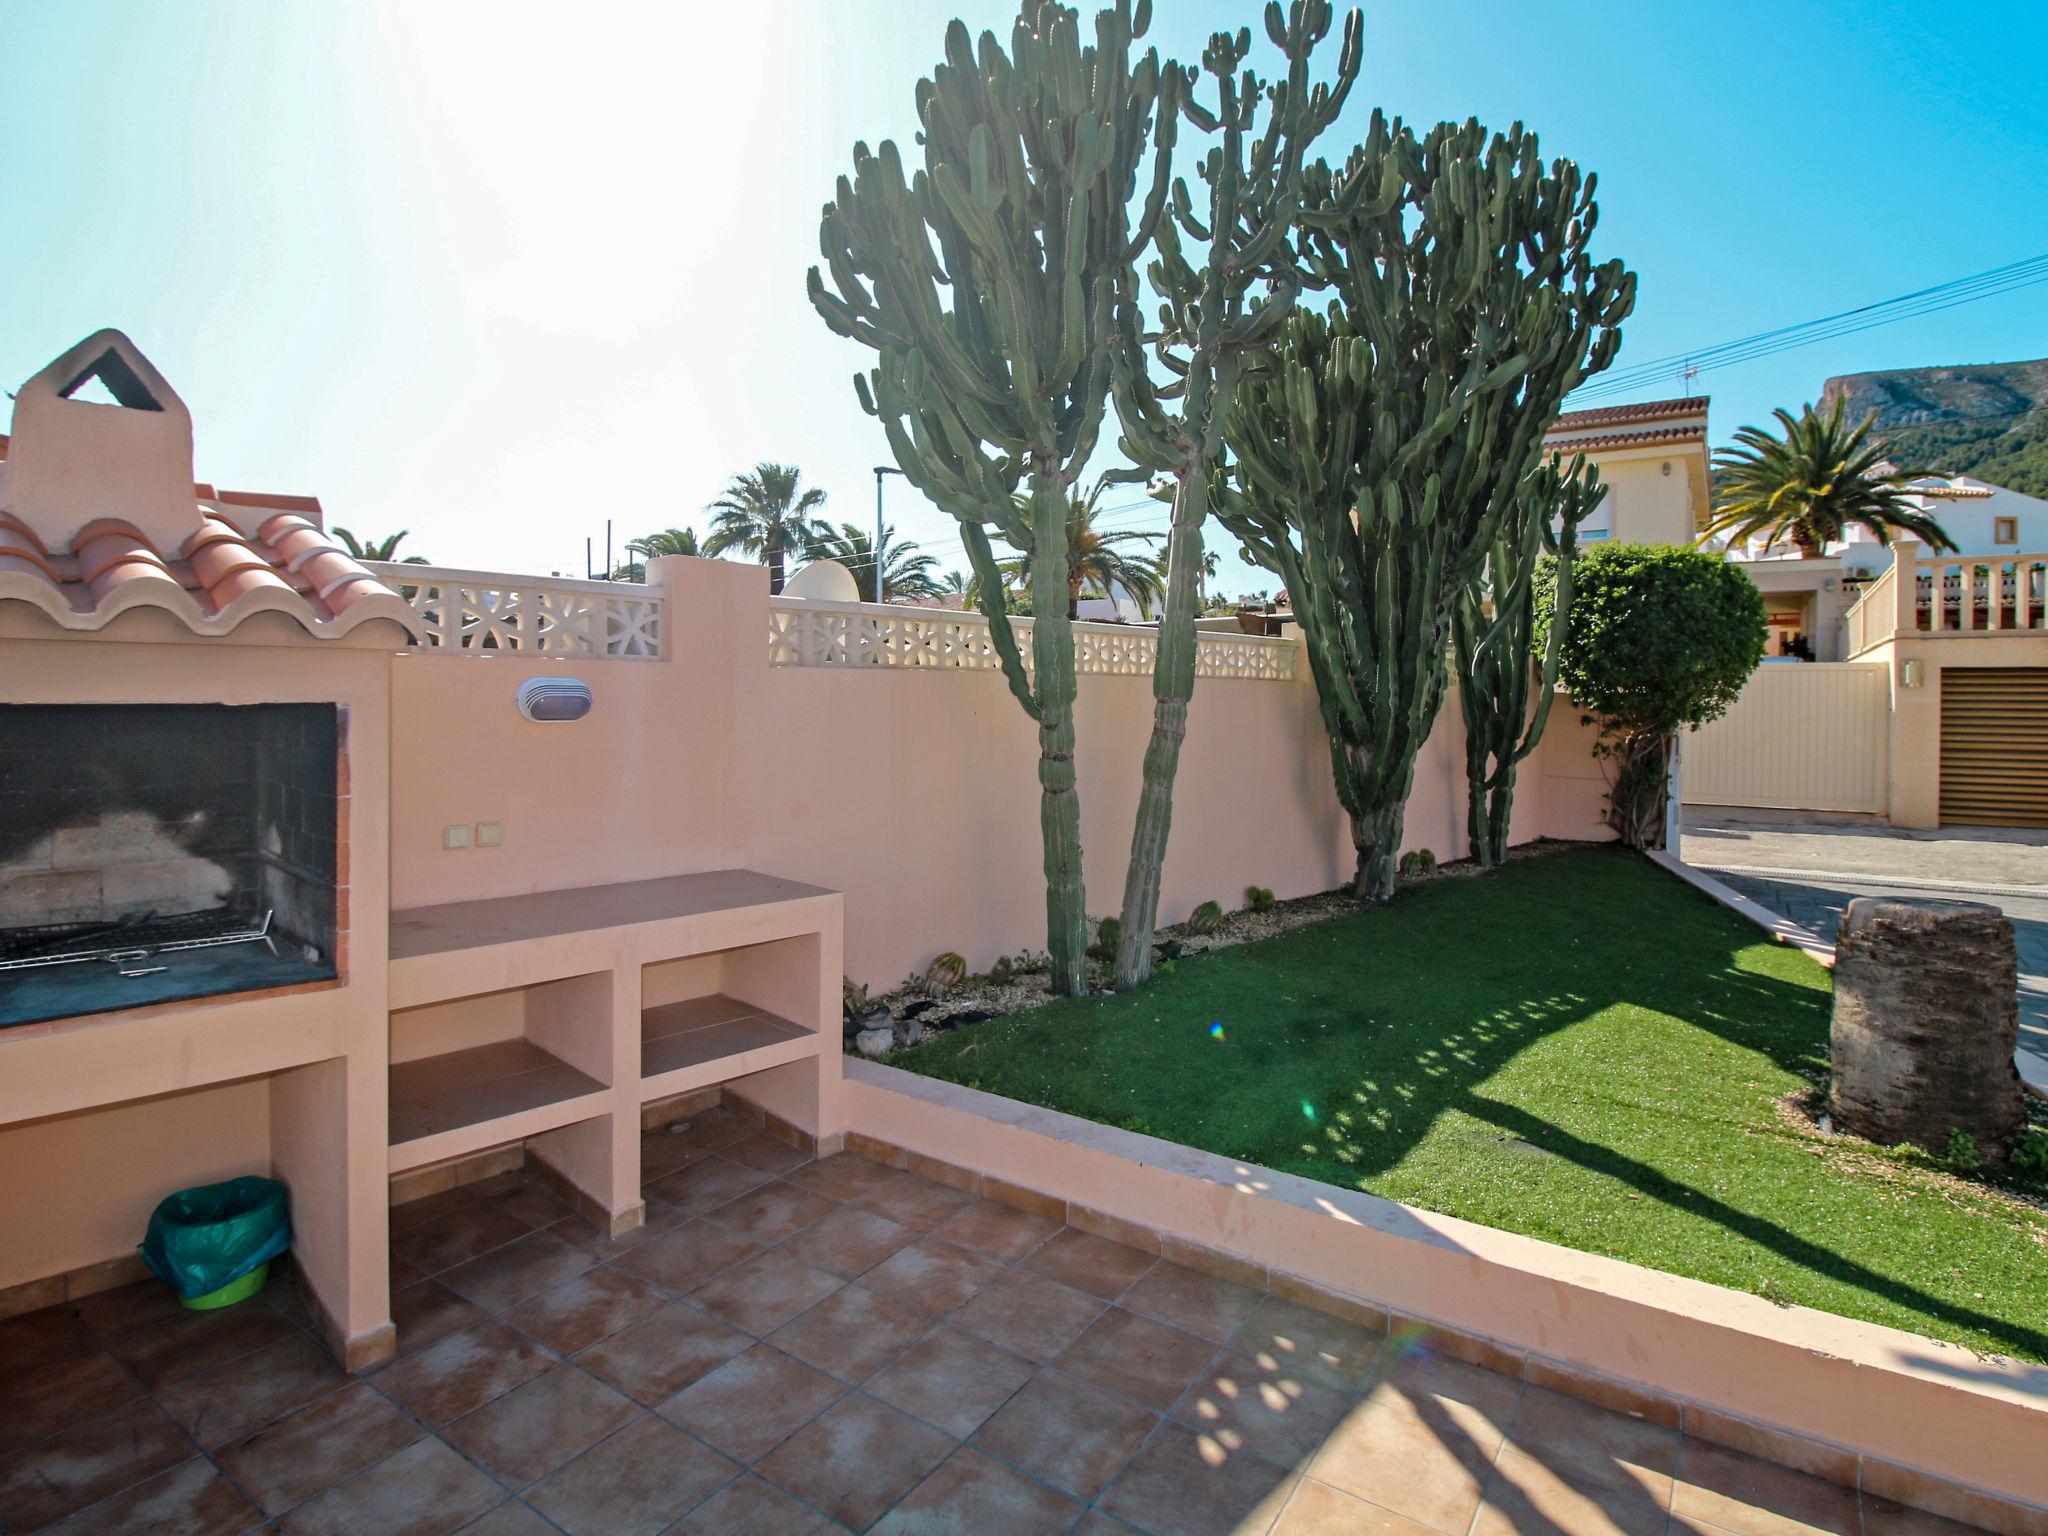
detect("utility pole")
[873,466,904,605]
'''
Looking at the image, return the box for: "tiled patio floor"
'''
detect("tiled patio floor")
[0,1106,1985,1534]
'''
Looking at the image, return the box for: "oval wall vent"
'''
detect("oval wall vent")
[516,677,593,723]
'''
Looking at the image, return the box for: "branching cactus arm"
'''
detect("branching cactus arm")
[809,0,1175,994]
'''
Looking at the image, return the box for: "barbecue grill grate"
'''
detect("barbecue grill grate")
[0,906,275,971]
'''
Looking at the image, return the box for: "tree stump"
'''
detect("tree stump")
[1829,898,2026,1161]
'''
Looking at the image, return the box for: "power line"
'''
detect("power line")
[1567,252,2048,405]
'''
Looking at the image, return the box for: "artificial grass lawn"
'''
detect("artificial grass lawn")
[899,845,2048,1362]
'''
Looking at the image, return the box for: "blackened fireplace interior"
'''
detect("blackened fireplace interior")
[0,703,339,1027]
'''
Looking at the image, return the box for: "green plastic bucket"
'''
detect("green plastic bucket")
[179,1260,270,1311]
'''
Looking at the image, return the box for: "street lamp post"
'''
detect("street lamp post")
[873,466,904,605]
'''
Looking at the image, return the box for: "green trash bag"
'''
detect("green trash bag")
[140,1177,291,1301]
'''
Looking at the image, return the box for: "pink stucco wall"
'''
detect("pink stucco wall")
[387,557,1614,987]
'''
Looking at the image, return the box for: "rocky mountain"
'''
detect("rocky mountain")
[1820,358,2048,497]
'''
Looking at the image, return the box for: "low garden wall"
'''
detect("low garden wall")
[386,556,1612,986]
[844,1059,2048,1529]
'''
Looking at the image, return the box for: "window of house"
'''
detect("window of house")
[1994,516,2018,545]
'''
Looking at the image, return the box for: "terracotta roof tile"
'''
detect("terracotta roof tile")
[1543,424,1706,454]
[1548,396,1707,433]
[0,497,414,641]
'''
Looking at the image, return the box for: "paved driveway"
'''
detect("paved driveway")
[1681,814,2048,1091]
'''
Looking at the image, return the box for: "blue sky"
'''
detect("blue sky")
[2,1,2043,581]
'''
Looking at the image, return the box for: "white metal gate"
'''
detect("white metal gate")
[1683,662,1890,814]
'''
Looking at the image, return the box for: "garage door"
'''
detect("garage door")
[1940,668,2048,827]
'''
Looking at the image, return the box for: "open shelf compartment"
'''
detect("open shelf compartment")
[389,970,613,1172]
[639,935,822,1100]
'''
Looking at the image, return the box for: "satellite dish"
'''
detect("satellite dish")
[783,559,861,602]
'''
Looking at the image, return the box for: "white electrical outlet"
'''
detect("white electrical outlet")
[476,821,503,848]
[443,824,471,851]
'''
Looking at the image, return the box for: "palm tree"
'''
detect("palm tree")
[972,481,1166,619]
[1704,399,1957,558]
[627,527,702,559]
[702,464,830,594]
[805,522,942,602]
[333,528,429,564]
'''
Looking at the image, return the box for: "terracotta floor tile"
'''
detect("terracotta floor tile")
[0,1305,98,1380]
[859,1236,1005,1316]
[1100,1419,1300,1536]
[382,1279,488,1362]
[1024,1228,1157,1300]
[785,1153,902,1203]
[702,1179,838,1245]
[768,1285,934,1383]
[1175,1348,1354,1467]
[1672,1441,1859,1536]
[0,1399,193,1533]
[439,1229,596,1313]
[932,1197,1062,1262]
[1372,1346,1525,1425]
[756,1394,956,1530]
[722,1131,814,1177]
[1504,1385,1679,1492]
[477,1178,575,1230]
[608,1219,762,1296]
[389,1187,477,1236]
[851,1170,978,1230]
[950,1267,1108,1361]
[1122,1262,1270,1345]
[864,1325,1037,1439]
[505,1267,666,1356]
[156,1331,348,1449]
[666,1104,757,1152]
[691,1249,845,1335]
[668,1473,848,1534]
[215,1379,423,1517]
[278,1435,502,1536]
[451,1498,557,1535]
[780,1203,918,1279]
[1858,1495,1989,1536]
[68,1281,186,1341]
[574,1301,751,1405]
[1272,1478,1439,1535]
[1306,1387,1511,1534]
[1474,1448,1671,1536]
[374,1319,555,1427]
[1055,1306,1220,1414]
[658,1343,847,1462]
[43,1455,263,1535]
[525,1412,735,1534]
[439,1364,639,1487]
[872,1446,1082,1535]
[970,1369,1157,1503]
[645,1155,773,1217]
[547,1194,690,1259]
[103,1299,298,1391]
[639,1130,714,1180]
[392,1204,534,1278]
[1233,1296,1385,1393]
[0,1349,141,1460]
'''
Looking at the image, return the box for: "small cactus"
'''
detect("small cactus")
[1244,886,1276,914]
[988,956,1014,988]
[1087,916,1122,963]
[925,952,967,991]
[1416,848,1437,873]
[1185,900,1224,936]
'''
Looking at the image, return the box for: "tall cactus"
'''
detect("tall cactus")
[1452,454,1604,868]
[1107,2,1360,990]
[809,1,1175,994]
[1219,112,1634,902]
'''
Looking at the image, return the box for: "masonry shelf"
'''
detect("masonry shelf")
[388,1036,609,1172]
[640,992,817,1100]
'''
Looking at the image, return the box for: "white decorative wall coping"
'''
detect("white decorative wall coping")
[766,596,1297,681]
[367,564,662,658]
